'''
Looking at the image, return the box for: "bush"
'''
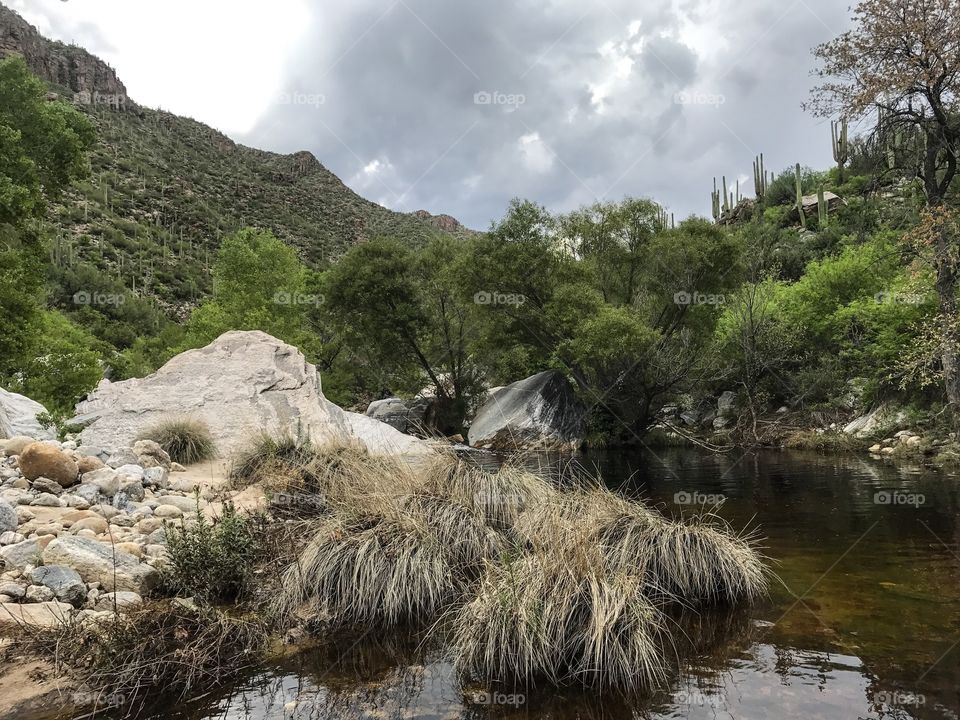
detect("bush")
[164,502,258,601]
[138,417,216,464]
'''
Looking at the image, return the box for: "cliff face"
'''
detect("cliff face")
[0,4,129,109]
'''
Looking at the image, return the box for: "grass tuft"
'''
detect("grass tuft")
[138,417,216,465]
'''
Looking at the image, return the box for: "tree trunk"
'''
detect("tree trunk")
[932,206,960,407]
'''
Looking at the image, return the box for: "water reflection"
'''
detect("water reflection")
[137,448,958,720]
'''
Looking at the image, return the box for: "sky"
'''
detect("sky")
[12,0,856,230]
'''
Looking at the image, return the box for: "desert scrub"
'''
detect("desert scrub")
[16,602,267,709]
[138,417,216,464]
[164,502,260,601]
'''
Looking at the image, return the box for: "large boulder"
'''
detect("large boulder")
[0,601,72,630]
[74,331,431,458]
[41,536,159,593]
[0,388,55,441]
[365,397,430,434]
[467,371,585,451]
[18,443,79,487]
[843,403,909,439]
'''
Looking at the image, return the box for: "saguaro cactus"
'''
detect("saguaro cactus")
[831,119,848,182]
[711,178,721,221]
[817,184,828,228]
[795,163,806,229]
[753,153,767,200]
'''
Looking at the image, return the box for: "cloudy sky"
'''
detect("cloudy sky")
[13,0,856,229]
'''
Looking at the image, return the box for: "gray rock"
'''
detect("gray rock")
[81,468,120,497]
[843,403,909,439]
[142,466,169,488]
[365,396,431,434]
[118,480,145,503]
[1,436,36,457]
[31,493,64,507]
[106,448,139,469]
[679,410,700,427]
[0,581,25,600]
[712,416,731,430]
[717,391,738,418]
[114,464,145,481]
[132,440,171,469]
[74,330,431,458]
[94,591,143,612]
[0,388,56,441]
[155,495,201,513]
[25,584,56,603]
[0,531,25,545]
[31,477,64,496]
[0,538,46,571]
[61,494,91,509]
[0,498,16,534]
[41,536,159,594]
[72,483,103,506]
[30,565,86,606]
[467,371,586,451]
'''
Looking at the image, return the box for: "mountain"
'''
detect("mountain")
[0,4,474,310]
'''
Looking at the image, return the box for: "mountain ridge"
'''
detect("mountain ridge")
[0,3,476,313]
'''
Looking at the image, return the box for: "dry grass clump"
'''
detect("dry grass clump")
[275,512,459,629]
[272,452,768,691]
[231,436,423,515]
[451,545,668,690]
[637,514,767,605]
[138,417,216,465]
[424,455,558,529]
[17,602,266,708]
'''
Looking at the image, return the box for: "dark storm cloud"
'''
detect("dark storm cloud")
[238,0,852,229]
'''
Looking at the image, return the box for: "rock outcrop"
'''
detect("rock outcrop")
[0,5,129,109]
[74,331,431,457]
[0,388,55,441]
[843,403,908,439]
[467,371,586,451]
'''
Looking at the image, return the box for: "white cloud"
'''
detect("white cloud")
[10,0,310,134]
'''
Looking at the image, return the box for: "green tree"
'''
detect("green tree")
[0,57,96,389]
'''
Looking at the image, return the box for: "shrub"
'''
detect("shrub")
[15,603,266,707]
[139,417,216,465]
[164,502,258,601]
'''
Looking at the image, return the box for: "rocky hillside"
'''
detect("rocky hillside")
[0,4,472,308]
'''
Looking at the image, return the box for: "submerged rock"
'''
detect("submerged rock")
[74,330,431,458]
[467,371,585,451]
